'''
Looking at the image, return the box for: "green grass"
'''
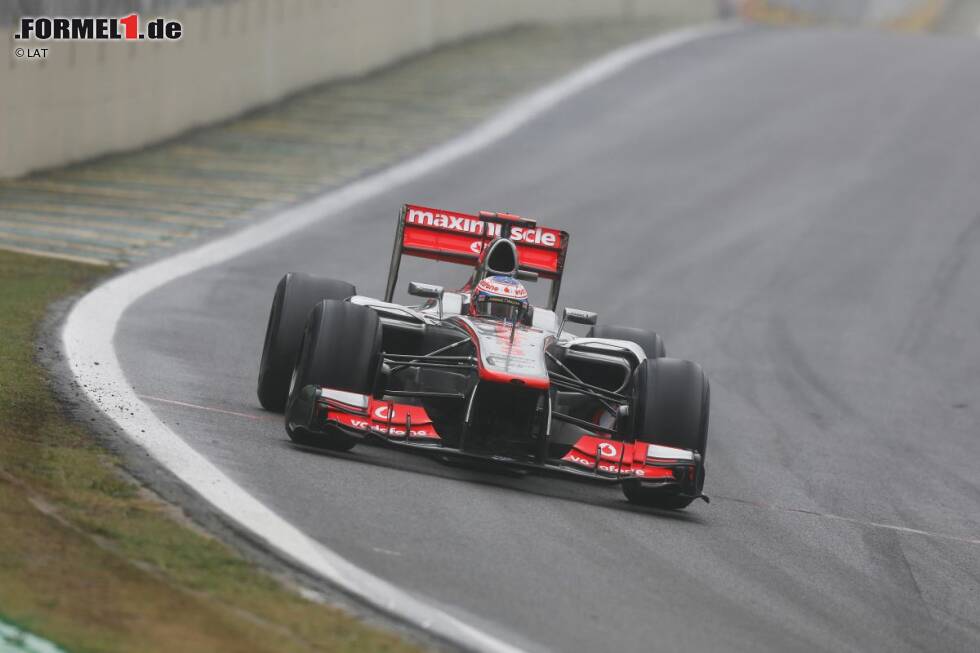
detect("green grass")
[0,249,419,653]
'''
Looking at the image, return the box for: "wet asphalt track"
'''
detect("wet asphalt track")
[115,28,980,652]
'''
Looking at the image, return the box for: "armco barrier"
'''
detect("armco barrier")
[1,0,714,178]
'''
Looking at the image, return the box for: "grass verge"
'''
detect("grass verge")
[0,249,418,653]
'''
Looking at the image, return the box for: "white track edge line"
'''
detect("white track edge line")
[61,23,736,653]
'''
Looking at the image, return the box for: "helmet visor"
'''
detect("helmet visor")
[475,297,523,323]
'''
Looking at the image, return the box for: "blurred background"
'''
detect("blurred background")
[2,0,975,266]
[2,0,974,177]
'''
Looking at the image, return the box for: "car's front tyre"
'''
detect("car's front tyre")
[622,358,709,509]
[284,300,381,450]
[257,273,356,412]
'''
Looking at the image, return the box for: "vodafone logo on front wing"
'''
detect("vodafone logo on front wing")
[598,442,618,458]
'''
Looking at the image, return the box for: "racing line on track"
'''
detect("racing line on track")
[145,389,980,549]
[138,394,277,421]
[59,23,739,653]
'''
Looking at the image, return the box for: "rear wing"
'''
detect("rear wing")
[384,204,569,310]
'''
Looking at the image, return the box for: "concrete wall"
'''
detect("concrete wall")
[1,0,715,178]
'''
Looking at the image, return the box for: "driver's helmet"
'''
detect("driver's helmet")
[470,275,528,322]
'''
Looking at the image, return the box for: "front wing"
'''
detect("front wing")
[289,385,704,495]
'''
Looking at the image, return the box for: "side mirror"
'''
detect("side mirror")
[408,281,444,318]
[515,269,539,282]
[408,281,443,299]
[562,307,598,326]
[558,307,597,338]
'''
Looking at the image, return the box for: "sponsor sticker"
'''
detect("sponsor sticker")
[406,207,560,248]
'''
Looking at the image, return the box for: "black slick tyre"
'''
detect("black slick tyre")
[285,300,381,450]
[257,273,356,411]
[623,358,709,509]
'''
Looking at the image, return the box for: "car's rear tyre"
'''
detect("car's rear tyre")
[257,273,356,412]
[285,300,381,450]
[622,358,709,510]
[588,325,666,359]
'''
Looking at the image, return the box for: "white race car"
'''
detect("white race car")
[257,204,710,509]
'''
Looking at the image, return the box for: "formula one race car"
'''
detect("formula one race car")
[257,204,710,509]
